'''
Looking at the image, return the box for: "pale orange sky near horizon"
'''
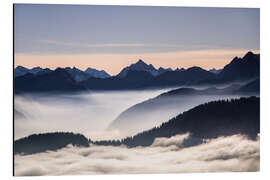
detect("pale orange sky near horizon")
[15,49,259,76]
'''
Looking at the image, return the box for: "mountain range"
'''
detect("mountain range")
[14,66,110,81]
[15,66,52,77]
[14,51,260,93]
[15,68,87,93]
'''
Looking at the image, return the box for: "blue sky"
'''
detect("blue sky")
[14,4,260,74]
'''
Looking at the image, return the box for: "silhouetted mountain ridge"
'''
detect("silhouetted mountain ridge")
[117,59,159,77]
[108,82,258,134]
[85,67,110,78]
[14,51,260,92]
[97,96,259,147]
[199,51,260,84]
[14,132,90,155]
[15,68,87,93]
[14,66,52,77]
[14,97,259,153]
[15,65,111,80]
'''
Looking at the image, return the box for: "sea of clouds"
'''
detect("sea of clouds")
[14,134,259,176]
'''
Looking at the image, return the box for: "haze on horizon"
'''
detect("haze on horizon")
[14,4,259,75]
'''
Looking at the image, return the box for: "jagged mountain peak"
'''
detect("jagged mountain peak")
[117,59,159,77]
[15,66,52,77]
[244,51,255,56]
[242,51,258,61]
[136,59,146,64]
[132,59,155,69]
[217,51,260,82]
[230,56,240,64]
[84,67,110,79]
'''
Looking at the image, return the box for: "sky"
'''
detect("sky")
[14,4,260,75]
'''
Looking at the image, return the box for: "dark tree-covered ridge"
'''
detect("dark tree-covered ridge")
[14,132,90,155]
[14,97,260,154]
[108,82,259,136]
[95,96,259,147]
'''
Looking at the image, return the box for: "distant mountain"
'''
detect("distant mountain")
[157,67,173,75]
[209,68,222,74]
[115,51,260,87]
[117,59,182,78]
[150,66,215,87]
[117,59,159,77]
[15,68,87,93]
[200,51,260,84]
[85,67,110,79]
[80,70,154,90]
[14,66,52,77]
[14,51,260,92]
[97,97,259,147]
[14,132,90,155]
[219,51,259,80]
[14,66,29,77]
[80,66,215,90]
[15,66,110,81]
[64,67,92,82]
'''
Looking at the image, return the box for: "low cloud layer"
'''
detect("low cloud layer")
[14,134,259,176]
[14,89,174,140]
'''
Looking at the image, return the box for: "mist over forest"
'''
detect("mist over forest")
[14,134,259,176]
[14,85,256,141]
[15,88,176,140]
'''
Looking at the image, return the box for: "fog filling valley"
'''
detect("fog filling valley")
[14,88,175,140]
[15,88,248,140]
[14,134,259,175]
